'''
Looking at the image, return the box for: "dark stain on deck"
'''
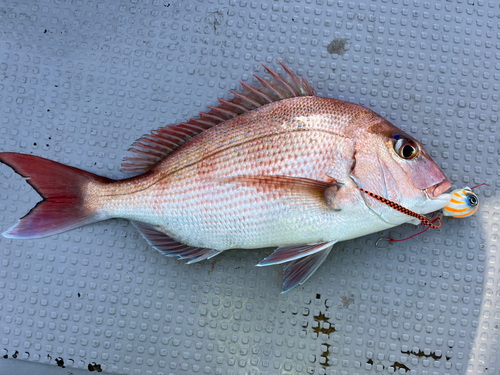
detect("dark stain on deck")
[402,349,442,360]
[312,311,336,336]
[391,362,411,373]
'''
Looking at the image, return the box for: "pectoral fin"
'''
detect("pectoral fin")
[218,175,342,210]
[281,245,334,293]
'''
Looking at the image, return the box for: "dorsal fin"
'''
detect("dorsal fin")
[121,60,317,174]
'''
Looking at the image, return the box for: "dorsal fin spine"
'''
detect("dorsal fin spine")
[217,98,248,114]
[228,90,261,109]
[207,105,237,119]
[200,112,226,123]
[261,63,296,97]
[143,138,176,149]
[156,128,194,140]
[302,76,316,96]
[252,74,286,100]
[128,149,160,159]
[277,60,303,96]
[240,81,273,104]
[189,118,217,127]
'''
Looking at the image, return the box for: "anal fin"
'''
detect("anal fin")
[132,221,220,263]
[282,246,333,293]
[258,241,336,266]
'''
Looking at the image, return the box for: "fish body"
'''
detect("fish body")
[0,62,451,292]
[94,96,446,249]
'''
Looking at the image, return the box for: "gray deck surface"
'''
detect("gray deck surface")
[0,0,498,374]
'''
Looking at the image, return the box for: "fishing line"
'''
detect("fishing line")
[375,216,441,247]
[356,187,441,229]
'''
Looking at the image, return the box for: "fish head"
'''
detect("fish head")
[349,114,450,216]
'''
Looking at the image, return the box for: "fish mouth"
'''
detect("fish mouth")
[427,179,451,199]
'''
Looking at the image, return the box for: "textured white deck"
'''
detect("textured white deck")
[0,0,498,374]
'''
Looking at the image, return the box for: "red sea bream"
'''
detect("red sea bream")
[0,61,451,292]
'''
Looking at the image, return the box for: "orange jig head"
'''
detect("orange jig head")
[443,187,480,218]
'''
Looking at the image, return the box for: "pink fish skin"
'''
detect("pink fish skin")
[0,62,450,292]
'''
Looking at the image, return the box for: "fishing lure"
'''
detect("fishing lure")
[362,184,483,247]
[442,186,480,218]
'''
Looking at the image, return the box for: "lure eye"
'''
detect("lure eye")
[467,194,478,207]
[393,136,418,160]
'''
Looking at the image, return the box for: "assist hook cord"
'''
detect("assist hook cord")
[357,187,441,229]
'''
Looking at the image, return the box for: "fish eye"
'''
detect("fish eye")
[467,194,478,207]
[393,135,418,160]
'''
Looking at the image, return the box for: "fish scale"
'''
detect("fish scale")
[0,62,451,292]
[96,97,358,248]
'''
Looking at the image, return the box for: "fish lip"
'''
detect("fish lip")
[427,179,451,199]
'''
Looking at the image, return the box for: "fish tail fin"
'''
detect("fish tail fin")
[0,152,112,239]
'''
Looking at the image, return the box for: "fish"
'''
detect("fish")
[0,61,451,293]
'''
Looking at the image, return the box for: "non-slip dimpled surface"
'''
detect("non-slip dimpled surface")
[0,0,498,374]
